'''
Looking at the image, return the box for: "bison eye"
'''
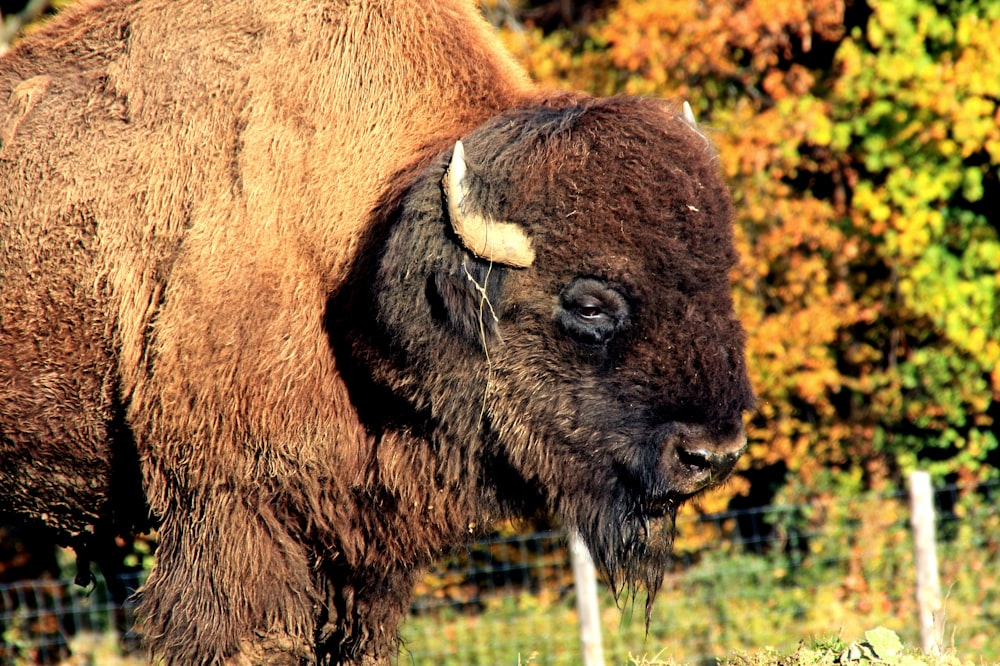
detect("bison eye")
[558,278,630,345]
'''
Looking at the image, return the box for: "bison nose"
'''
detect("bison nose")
[662,423,746,496]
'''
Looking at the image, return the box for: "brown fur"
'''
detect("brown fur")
[1,1,754,664]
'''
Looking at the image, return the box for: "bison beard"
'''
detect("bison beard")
[583,498,678,624]
[1,0,754,662]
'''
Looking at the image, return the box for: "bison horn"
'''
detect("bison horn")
[444,140,535,268]
[682,100,697,127]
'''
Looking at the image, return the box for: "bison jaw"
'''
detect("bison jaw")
[443,140,536,268]
[571,494,677,627]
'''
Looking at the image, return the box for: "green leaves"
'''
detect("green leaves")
[856,627,905,661]
[830,0,1000,481]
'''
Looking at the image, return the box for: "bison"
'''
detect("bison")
[0,0,755,663]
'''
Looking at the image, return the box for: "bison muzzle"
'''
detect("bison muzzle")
[0,0,755,663]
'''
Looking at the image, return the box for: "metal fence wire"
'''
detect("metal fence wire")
[2,482,998,665]
[0,572,143,664]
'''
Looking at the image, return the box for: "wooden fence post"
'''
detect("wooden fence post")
[569,531,605,666]
[908,470,943,655]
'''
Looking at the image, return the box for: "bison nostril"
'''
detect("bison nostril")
[676,445,715,471]
[660,423,747,495]
[675,440,745,477]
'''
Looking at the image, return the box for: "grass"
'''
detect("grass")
[51,627,985,665]
[652,629,984,666]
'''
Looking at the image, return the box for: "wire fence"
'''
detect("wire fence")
[399,480,1000,664]
[2,480,998,665]
[0,572,143,665]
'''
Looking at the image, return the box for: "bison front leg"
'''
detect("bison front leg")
[312,560,422,666]
[140,489,317,664]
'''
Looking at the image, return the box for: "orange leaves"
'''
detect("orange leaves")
[599,0,728,81]
[590,0,845,102]
[714,92,857,465]
[498,28,576,89]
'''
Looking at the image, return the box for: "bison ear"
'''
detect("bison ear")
[428,260,502,345]
[443,141,536,268]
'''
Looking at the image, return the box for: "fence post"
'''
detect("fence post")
[568,531,605,666]
[908,470,942,655]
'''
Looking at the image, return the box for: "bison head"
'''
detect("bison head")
[340,96,754,611]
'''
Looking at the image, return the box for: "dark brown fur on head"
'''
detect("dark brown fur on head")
[344,95,754,622]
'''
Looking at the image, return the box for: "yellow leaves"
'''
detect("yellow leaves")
[586,0,845,101]
[497,28,580,90]
[986,129,1000,164]
[953,97,1000,158]
[851,182,892,231]
[716,104,787,180]
[808,108,834,147]
[714,95,834,190]
[750,304,847,400]
[872,0,900,34]
[835,38,864,83]
[834,0,1000,174]
[891,210,941,259]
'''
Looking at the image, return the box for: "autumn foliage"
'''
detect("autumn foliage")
[494,0,999,512]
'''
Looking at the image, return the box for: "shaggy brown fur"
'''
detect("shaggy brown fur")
[1,1,754,664]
